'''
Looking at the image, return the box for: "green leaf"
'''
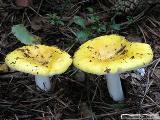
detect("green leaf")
[127,16,134,24]
[76,30,89,42]
[90,24,98,30]
[89,15,100,22]
[12,24,41,45]
[74,16,86,28]
[97,24,106,33]
[111,103,127,109]
[47,13,64,26]
[86,7,94,13]
[110,23,121,30]
[110,12,122,31]
[56,20,64,26]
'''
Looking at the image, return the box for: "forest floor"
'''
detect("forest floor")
[0,0,160,120]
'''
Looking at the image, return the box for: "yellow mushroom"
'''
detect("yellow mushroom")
[5,45,72,91]
[73,34,153,101]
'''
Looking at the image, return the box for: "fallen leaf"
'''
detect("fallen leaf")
[31,16,47,31]
[74,69,85,82]
[126,34,142,42]
[80,102,93,117]
[16,0,32,7]
[12,24,41,45]
[0,63,9,72]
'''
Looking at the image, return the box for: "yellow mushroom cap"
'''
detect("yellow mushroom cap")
[5,45,72,76]
[73,34,153,75]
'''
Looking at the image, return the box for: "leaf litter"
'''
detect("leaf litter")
[0,0,160,119]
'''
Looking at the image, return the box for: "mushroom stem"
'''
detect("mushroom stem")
[35,75,51,91]
[105,73,124,101]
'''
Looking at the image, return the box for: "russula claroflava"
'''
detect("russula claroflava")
[5,45,72,91]
[73,34,153,101]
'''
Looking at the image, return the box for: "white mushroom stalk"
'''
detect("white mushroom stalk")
[105,73,124,101]
[35,75,51,91]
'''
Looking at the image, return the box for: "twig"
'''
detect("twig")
[28,6,43,17]
[146,95,160,108]
[37,0,44,13]
[140,71,153,105]
[145,24,160,38]
[151,58,160,76]
[137,25,147,43]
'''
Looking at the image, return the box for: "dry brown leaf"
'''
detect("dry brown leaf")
[16,0,32,7]
[31,16,47,31]
[0,63,9,72]
[80,102,93,118]
[126,34,142,42]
